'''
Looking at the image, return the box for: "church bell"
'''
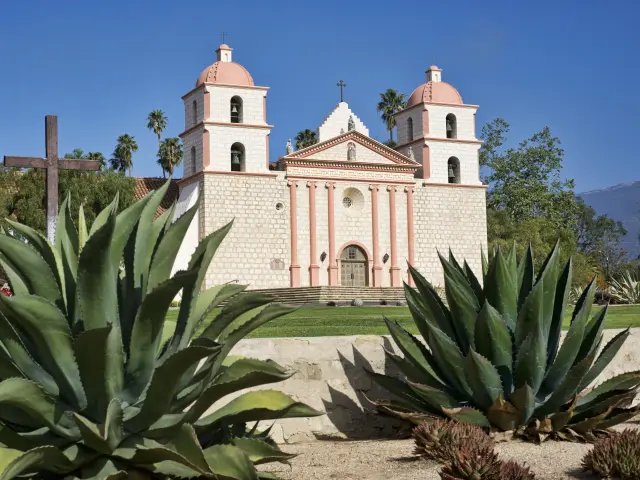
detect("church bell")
[231,151,241,165]
[231,104,239,114]
[448,163,455,179]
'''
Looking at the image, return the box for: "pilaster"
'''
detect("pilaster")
[388,185,401,286]
[370,184,383,287]
[307,181,320,286]
[326,182,338,285]
[288,180,300,287]
[405,185,415,287]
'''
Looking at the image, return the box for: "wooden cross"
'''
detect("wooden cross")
[3,116,101,243]
[336,80,347,102]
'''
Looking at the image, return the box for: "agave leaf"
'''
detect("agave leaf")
[568,407,613,434]
[0,445,74,479]
[442,407,491,428]
[0,313,58,397]
[516,244,535,312]
[481,248,489,278]
[0,255,28,297]
[126,445,210,478]
[576,371,640,407]
[594,406,640,430]
[0,422,39,452]
[515,269,544,348]
[486,394,520,431]
[549,400,575,432]
[572,391,637,423]
[185,358,294,421]
[508,384,535,425]
[546,259,573,368]
[484,247,517,328]
[192,284,247,336]
[147,202,198,293]
[463,261,485,305]
[194,390,322,432]
[0,235,62,307]
[232,438,295,466]
[464,349,503,409]
[575,306,607,365]
[110,190,154,270]
[535,241,561,338]
[0,347,21,381]
[74,325,123,422]
[198,290,269,343]
[203,444,257,480]
[54,196,78,308]
[0,295,86,410]
[365,371,434,413]
[125,270,197,402]
[166,423,210,472]
[382,347,447,390]
[0,378,77,440]
[104,399,123,452]
[474,301,513,393]
[406,379,460,411]
[127,345,219,432]
[383,319,436,378]
[76,197,118,330]
[77,204,88,251]
[71,413,111,454]
[514,325,546,395]
[578,328,630,391]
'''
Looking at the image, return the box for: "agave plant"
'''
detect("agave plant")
[609,270,640,304]
[0,181,321,478]
[366,244,640,442]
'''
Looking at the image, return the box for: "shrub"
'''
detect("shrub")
[413,418,493,463]
[170,299,181,307]
[439,446,501,479]
[351,298,364,307]
[380,299,388,305]
[0,183,322,478]
[396,300,406,306]
[327,300,337,307]
[365,244,640,442]
[582,429,640,479]
[609,271,640,304]
[500,460,537,479]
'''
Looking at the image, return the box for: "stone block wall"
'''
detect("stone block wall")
[395,107,424,145]
[426,104,477,141]
[317,102,369,141]
[207,85,267,125]
[181,129,203,178]
[207,126,269,173]
[426,141,482,185]
[183,89,204,130]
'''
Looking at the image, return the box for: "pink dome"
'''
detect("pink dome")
[196,61,254,88]
[406,81,462,107]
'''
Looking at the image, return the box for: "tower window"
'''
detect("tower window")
[448,157,460,184]
[407,117,414,142]
[192,100,198,126]
[230,96,243,123]
[446,114,457,139]
[231,142,245,172]
[190,147,196,175]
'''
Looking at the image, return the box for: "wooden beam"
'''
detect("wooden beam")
[3,156,47,168]
[57,160,102,171]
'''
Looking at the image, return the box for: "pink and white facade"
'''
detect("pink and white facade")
[173,46,487,290]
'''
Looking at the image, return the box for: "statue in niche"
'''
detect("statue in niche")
[340,128,345,135]
[285,139,293,154]
[347,142,356,162]
[407,146,415,161]
[348,115,355,132]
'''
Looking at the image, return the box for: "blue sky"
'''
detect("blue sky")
[1,0,638,193]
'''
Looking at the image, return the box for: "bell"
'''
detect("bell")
[231,151,241,165]
[446,122,453,132]
[231,104,239,114]
[448,164,455,178]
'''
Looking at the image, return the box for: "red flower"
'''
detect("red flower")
[0,286,12,297]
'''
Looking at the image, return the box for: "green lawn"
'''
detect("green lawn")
[163,304,640,340]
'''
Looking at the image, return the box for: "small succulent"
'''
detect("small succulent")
[351,298,364,307]
[413,419,493,463]
[439,446,501,479]
[582,429,640,479]
[0,285,10,297]
[500,460,537,480]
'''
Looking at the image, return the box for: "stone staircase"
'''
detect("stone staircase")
[246,286,406,306]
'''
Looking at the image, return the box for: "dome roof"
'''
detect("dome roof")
[196,61,254,88]
[406,81,462,107]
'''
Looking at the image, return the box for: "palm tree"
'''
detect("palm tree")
[376,89,406,142]
[157,137,183,178]
[295,129,318,150]
[110,134,138,176]
[147,110,168,148]
[64,148,87,159]
[86,152,107,170]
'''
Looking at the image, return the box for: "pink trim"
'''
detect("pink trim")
[307,182,320,286]
[336,241,372,264]
[395,136,483,150]
[288,181,301,287]
[393,102,479,117]
[180,121,273,137]
[282,160,417,173]
[203,91,210,120]
[176,169,280,185]
[423,182,488,189]
[263,96,267,123]
[181,85,204,100]
[422,108,429,138]
[202,130,211,168]
[326,183,338,285]
[405,186,415,287]
[370,184,383,287]
[388,186,401,287]
[285,175,415,186]
[422,145,430,179]
[182,84,269,100]
[265,134,269,169]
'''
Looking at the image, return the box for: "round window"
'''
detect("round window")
[342,197,353,208]
[341,187,365,217]
[275,202,284,211]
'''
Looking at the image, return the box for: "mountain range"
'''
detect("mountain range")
[580,182,640,260]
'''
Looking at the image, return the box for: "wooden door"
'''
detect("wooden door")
[340,245,368,286]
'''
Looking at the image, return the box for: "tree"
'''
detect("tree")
[64,148,87,159]
[376,89,406,142]
[295,129,317,150]
[157,137,183,178]
[147,109,168,147]
[86,151,107,170]
[480,118,578,228]
[110,134,138,176]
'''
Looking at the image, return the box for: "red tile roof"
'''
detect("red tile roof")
[134,178,180,219]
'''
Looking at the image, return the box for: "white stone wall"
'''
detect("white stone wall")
[171,179,200,278]
[206,126,269,173]
[317,102,369,141]
[426,104,477,141]
[307,142,397,165]
[413,184,488,286]
[206,85,267,125]
[395,108,424,145]
[426,141,481,185]
[181,129,203,177]
[183,89,205,130]
[200,173,290,289]
[286,166,412,183]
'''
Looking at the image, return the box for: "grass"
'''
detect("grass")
[163,304,640,340]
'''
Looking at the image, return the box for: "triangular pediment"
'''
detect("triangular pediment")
[281,131,419,169]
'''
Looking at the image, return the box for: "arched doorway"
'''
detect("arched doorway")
[340,244,369,287]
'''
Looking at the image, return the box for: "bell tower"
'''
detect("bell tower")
[179,44,272,177]
[393,66,482,185]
